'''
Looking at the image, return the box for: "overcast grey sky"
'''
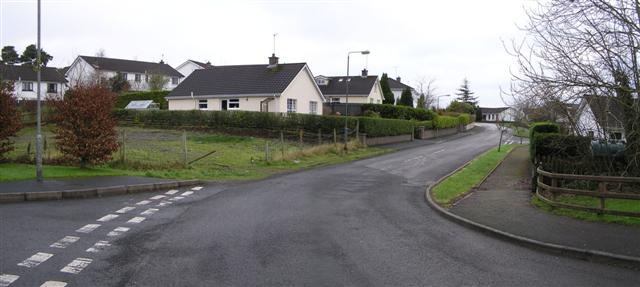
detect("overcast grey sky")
[1,0,534,107]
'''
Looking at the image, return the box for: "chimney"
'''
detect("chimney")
[396,76,401,83]
[361,69,368,77]
[268,53,279,68]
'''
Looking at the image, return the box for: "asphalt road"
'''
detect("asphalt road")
[1,124,638,286]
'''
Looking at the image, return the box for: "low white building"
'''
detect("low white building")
[175,60,213,79]
[1,64,67,100]
[576,95,626,140]
[166,54,325,115]
[480,107,520,122]
[65,56,183,91]
[314,69,383,104]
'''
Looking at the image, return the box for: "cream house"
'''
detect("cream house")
[166,54,325,115]
[314,69,383,104]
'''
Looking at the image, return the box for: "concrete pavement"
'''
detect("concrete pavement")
[1,124,639,286]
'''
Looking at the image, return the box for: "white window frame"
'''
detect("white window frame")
[198,99,208,110]
[310,101,318,115]
[47,83,57,93]
[287,98,297,113]
[330,97,341,103]
[22,82,34,91]
[120,72,128,80]
[172,77,179,85]
[135,74,142,82]
[228,98,240,110]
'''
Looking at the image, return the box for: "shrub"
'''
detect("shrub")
[433,115,460,129]
[531,133,591,162]
[113,109,416,138]
[414,120,433,129]
[51,84,119,167]
[116,91,170,110]
[0,82,21,159]
[362,110,381,118]
[529,122,560,138]
[457,113,473,125]
[446,100,475,114]
[361,104,436,121]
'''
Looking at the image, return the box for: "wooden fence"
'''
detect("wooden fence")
[536,167,640,217]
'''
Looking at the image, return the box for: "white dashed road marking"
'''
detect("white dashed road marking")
[150,195,166,200]
[115,206,136,214]
[97,214,119,222]
[86,241,111,253]
[433,149,446,154]
[127,217,146,224]
[0,274,19,287]
[76,224,101,233]
[165,189,179,195]
[140,208,159,216]
[191,186,203,191]
[181,191,194,196]
[136,200,151,206]
[170,196,184,201]
[40,281,67,287]
[60,258,92,274]
[156,201,172,207]
[107,227,130,237]
[18,252,53,268]
[50,236,80,249]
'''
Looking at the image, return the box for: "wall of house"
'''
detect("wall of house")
[367,81,384,104]
[325,95,370,104]
[176,62,202,79]
[576,106,606,139]
[12,80,66,100]
[66,57,97,87]
[168,96,279,112]
[279,67,325,114]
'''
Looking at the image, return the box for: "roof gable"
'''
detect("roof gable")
[387,78,413,90]
[167,63,307,98]
[583,95,626,129]
[78,56,183,77]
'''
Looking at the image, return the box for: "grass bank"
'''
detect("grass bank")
[431,144,518,207]
[1,125,389,182]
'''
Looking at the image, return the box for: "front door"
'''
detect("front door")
[221,100,228,110]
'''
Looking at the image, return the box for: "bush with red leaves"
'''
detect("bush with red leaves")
[0,82,22,159]
[51,84,119,167]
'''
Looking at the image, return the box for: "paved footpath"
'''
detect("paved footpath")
[451,146,640,259]
[0,176,174,194]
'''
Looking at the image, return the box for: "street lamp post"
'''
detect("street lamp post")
[436,94,450,111]
[35,0,43,182]
[344,50,370,151]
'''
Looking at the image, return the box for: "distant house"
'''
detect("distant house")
[480,107,519,122]
[65,56,183,91]
[175,60,213,79]
[0,64,67,100]
[314,69,384,104]
[165,54,325,115]
[387,76,417,104]
[576,95,627,140]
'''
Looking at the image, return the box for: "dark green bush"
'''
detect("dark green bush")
[457,114,473,125]
[113,109,415,138]
[531,133,591,162]
[529,122,560,138]
[361,104,436,121]
[434,115,459,129]
[115,91,170,110]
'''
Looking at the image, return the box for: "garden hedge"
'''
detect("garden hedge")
[361,104,436,121]
[531,133,591,161]
[433,115,460,129]
[113,109,416,138]
[115,91,170,110]
[529,122,560,138]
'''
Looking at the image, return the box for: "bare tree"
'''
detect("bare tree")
[507,0,640,174]
[95,49,106,57]
[415,77,437,109]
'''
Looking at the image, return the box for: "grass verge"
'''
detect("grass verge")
[432,144,518,207]
[532,195,640,226]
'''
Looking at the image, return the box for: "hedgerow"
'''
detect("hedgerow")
[361,104,436,121]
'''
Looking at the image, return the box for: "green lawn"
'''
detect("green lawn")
[1,126,389,182]
[532,196,640,226]
[432,144,518,206]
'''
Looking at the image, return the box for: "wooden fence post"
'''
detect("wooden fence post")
[182,130,188,168]
[550,177,557,202]
[598,182,606,215]
[121,129,127,163]
[265,141,270,162]
[318,129,322,145]
[333,128,337,149]
[355,119,360,142]
[299,129,303,146]
[280,130,285,161]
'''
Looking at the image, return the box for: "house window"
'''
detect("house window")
[588,131,595,138]
[198,99,208,110]
[228,99,240,109]
[120,72,128,80]
[172,77,179,85]
[310,101,318,115]
[22,82,33,91]
[135,74,142,82]
[287,99,297,113]
[331,97,341,103]
[610,132,623,140]
[47,83,57,93]
[145,74,149,82]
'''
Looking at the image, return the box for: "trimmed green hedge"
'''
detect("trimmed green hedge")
[532,133,591,161]
[113,109,415,138]
[530,122,560,139]
[457,114,473,125]
[115,91,170,110]
[361,104,436,121]
[434,115,460,129]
